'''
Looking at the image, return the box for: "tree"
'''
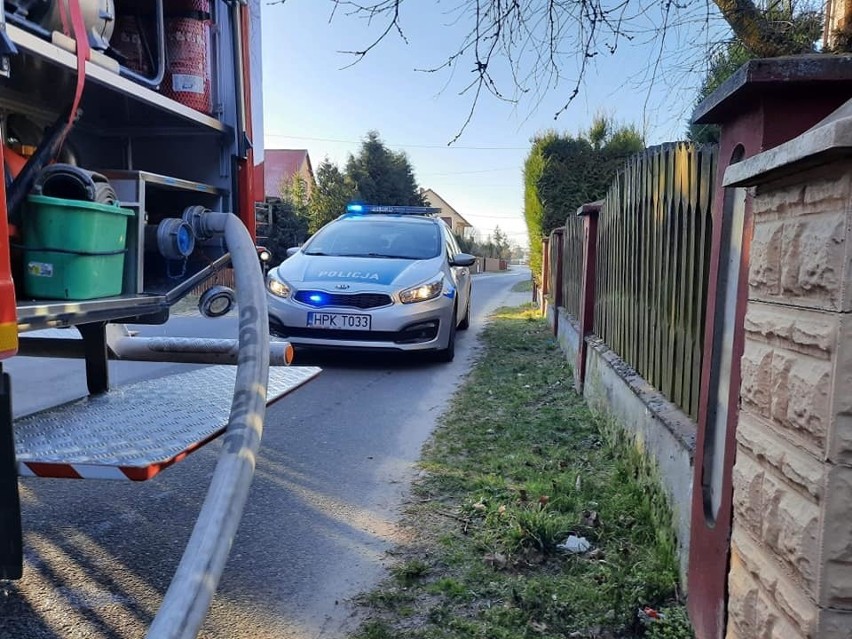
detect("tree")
[687,4,822,143]
[686,42,755,144]
[455,232,477,255]
[524,137,548,285]
[264,197,309,263]
[307,158,356,233]
[713,0,823,56]
[454,228,516,260]
[260,177,313,262]
[508,241,526,262]
[302,132,428,234]
[275,1,840,138]
[490,226,511,260]
[345,131,426,206]
[524,117,644,284]
[283,175,311,215]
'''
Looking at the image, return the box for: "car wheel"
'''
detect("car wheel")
[458,295,471,331]
[433,308,457,362]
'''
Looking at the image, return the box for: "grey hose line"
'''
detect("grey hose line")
[147,212,270,639]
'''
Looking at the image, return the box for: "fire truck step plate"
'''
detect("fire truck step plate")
[13,366,321,481]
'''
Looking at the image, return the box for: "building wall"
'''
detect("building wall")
[423,190,472,237]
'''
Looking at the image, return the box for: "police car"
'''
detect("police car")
[266,204,476,362]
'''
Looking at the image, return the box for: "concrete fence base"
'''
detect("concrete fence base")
[546,304,696,587]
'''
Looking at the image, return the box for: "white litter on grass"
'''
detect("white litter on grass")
[557,535,592,554]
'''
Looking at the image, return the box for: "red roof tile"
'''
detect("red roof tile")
[264,149,313,197]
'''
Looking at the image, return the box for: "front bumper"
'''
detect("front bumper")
[267,293,455,352]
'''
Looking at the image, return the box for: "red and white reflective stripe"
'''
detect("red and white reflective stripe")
[20,461,167,481]
[19,462,124,480]
[17,434,216,481]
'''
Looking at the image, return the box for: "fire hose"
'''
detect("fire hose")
[146,212,270,639]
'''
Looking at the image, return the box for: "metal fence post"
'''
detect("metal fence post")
[553,229,564,337]
[540,237,550,315]
[575,202,601,392]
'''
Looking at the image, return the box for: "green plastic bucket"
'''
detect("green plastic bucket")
[22,194,134,300]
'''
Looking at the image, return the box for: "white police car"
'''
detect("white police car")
[266,204,476,362]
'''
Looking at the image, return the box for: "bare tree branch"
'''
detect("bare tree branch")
[269,0,824,139]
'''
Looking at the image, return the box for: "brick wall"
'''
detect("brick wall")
[728,162,852,638]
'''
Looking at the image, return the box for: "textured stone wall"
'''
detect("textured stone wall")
[728,162,852,638]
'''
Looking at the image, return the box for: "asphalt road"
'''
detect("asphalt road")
[0,268,531,639]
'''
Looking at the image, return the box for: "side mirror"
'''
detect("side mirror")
[286,246,300,258]
[451,253,476,267]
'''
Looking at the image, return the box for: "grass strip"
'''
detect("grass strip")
[351,305,692,639]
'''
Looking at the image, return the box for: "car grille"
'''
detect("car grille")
[270,317,439,344]
[293,290,392,309]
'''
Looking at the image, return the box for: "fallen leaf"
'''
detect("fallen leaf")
[581,510,601,528]
[588,548,605,560]
[538,495,549,508]
[473,502,487,512]
[483,553,508,569]
[498,504,507,515]
[530,620,548,633]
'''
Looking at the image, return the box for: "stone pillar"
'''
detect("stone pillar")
[687,56,852,638]
[724,105,852,638]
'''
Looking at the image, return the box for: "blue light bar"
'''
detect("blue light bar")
[344,204,441,216]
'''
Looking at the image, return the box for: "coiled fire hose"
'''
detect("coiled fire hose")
[147,212,270,639]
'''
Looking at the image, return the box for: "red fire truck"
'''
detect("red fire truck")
[0,1,316,634]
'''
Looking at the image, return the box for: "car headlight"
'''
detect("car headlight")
[399,277,444,304]
[266,275,291,298]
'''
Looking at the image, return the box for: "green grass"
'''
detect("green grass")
[350,305,692,639]
[511,279,534,293]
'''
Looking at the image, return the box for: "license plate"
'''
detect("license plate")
[306,312,371,331]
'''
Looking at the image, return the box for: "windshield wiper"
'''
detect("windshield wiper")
[302,251,330,256]
[338,253,416,259]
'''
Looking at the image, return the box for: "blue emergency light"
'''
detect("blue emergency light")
[345,203,441,216]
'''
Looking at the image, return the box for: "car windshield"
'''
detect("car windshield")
[302,219,442,260]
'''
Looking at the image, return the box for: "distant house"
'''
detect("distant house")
[422,189,474,238]
[264,149,315,200]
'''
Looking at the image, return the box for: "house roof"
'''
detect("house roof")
[264,149,315,197]
[422,189,473,228]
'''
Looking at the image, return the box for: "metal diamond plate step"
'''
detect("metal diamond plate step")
[13,366,321,481]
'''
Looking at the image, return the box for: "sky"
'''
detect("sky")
[259,1,729,248]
